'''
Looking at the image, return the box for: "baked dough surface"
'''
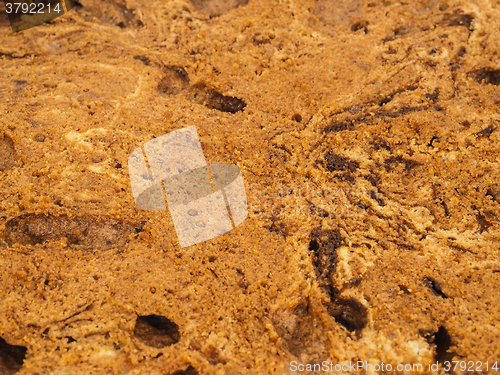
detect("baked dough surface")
[0,0,499,373]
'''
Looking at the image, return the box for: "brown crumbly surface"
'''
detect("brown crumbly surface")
[1,0,500,374]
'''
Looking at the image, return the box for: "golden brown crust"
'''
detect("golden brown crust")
[0,0,499,373]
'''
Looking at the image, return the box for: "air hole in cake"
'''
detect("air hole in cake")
[292,113,302,123]
[133,315,180,348]
[0,134,18,172]
[321,151,359,183]
[190,83,247,113]
[351,20,368,33]
[383,156,421,173]
[382,26,410,43]
[382,26,408,43]
[66,336,77,344]
[369,189,385,206]
[0,337,27,375]
[475,210,492,234]
[328,297,368,335]
[307,203,330,218]
[3,214,141,250]
[426,88,440,103]
[457,46,466,57]
[441,12,474,31]
[309,227,368,336]
[323,120,354,133]
[190,0,249,18]
[272,300,328,358]
[158,67,246,113]
[394,26,408,36]
[398,285,411,294]
[486,186,500,203]
[266,215,288,238]
[469,68,500,85]
[476,125,495,138]
[428,136,439,147]
[170,365,199,375]
[432,326,454,364]
[378,96,393,106]
[203,345,227,364]
[364,173,380,187]
[323,151,359,173]
[236,269,248,290]
[158,66,191,95]
[423,278,448,298]
[309,228,343,289]
[71,0,82,8]
[133,55,150,66]
[253,32,276,45]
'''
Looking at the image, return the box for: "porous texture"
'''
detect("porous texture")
[1,0,500,374]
